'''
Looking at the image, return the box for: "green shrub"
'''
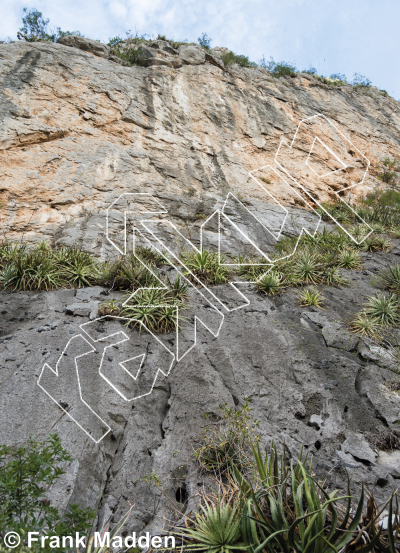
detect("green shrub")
[318,192,400,232]
[301,66,317,75]
[363,189,400,208]
[377,157,400,188]
[194,401,259,475]
[0,434,95,539]
[197,33,211,49]
[261,56,297,77]
[108,31,151,65]
[352,72,372,87]
[221,51,257,68]
[17,7,82,42]
[330,72,347,82]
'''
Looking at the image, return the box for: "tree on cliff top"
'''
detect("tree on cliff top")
[17,7,82,42]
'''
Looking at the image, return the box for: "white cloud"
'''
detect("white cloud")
[107,1,128,19]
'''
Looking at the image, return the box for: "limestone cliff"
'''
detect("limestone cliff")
[1,39,400,535]
[1,39,399,247]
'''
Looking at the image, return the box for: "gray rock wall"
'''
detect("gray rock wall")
[1,39,400,534]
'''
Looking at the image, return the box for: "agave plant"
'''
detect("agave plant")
[24,255,64,290]
[61,259,100,288]
[0,264,18,289]
[321,266,347,286]
[256,272,282,295]
[350,312,380,337]
[374,235,392,252]
[377,263,400,295]
[178,498,245,553]
[135,245,166,266]
[371,222,387,234]
[338,249,362,269]
[120,288,185,333]
[234,443,378,553]
[169,275,190,300]
[182,250,230,286]
[349,224,369,242]
[0,241,27,265]
[293,252,322,284]
[364,293,400,327]
[298,288,324,308]
[361,237,379,252]
[234,255,268,281]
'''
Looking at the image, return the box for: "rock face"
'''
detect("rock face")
[1,247,400,533]
[57,35,111,58]
[1,39,400,534]
[0,40,399,248]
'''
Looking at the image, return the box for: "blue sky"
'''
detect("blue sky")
[2,0,399,99]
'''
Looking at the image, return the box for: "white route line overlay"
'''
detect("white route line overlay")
[273,113,373,244]
[80,316,175,401]
[37,335,111,444]
[38,112,374,443]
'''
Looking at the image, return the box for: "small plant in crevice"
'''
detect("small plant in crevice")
[350,286,400,342]
[99,248,166,292]
[193,400,260,476]
[366,429,400,451]
[298,287,325,308]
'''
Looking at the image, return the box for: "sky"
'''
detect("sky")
[1,0,399,99]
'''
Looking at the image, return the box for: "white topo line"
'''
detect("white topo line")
[38,113,373,442]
